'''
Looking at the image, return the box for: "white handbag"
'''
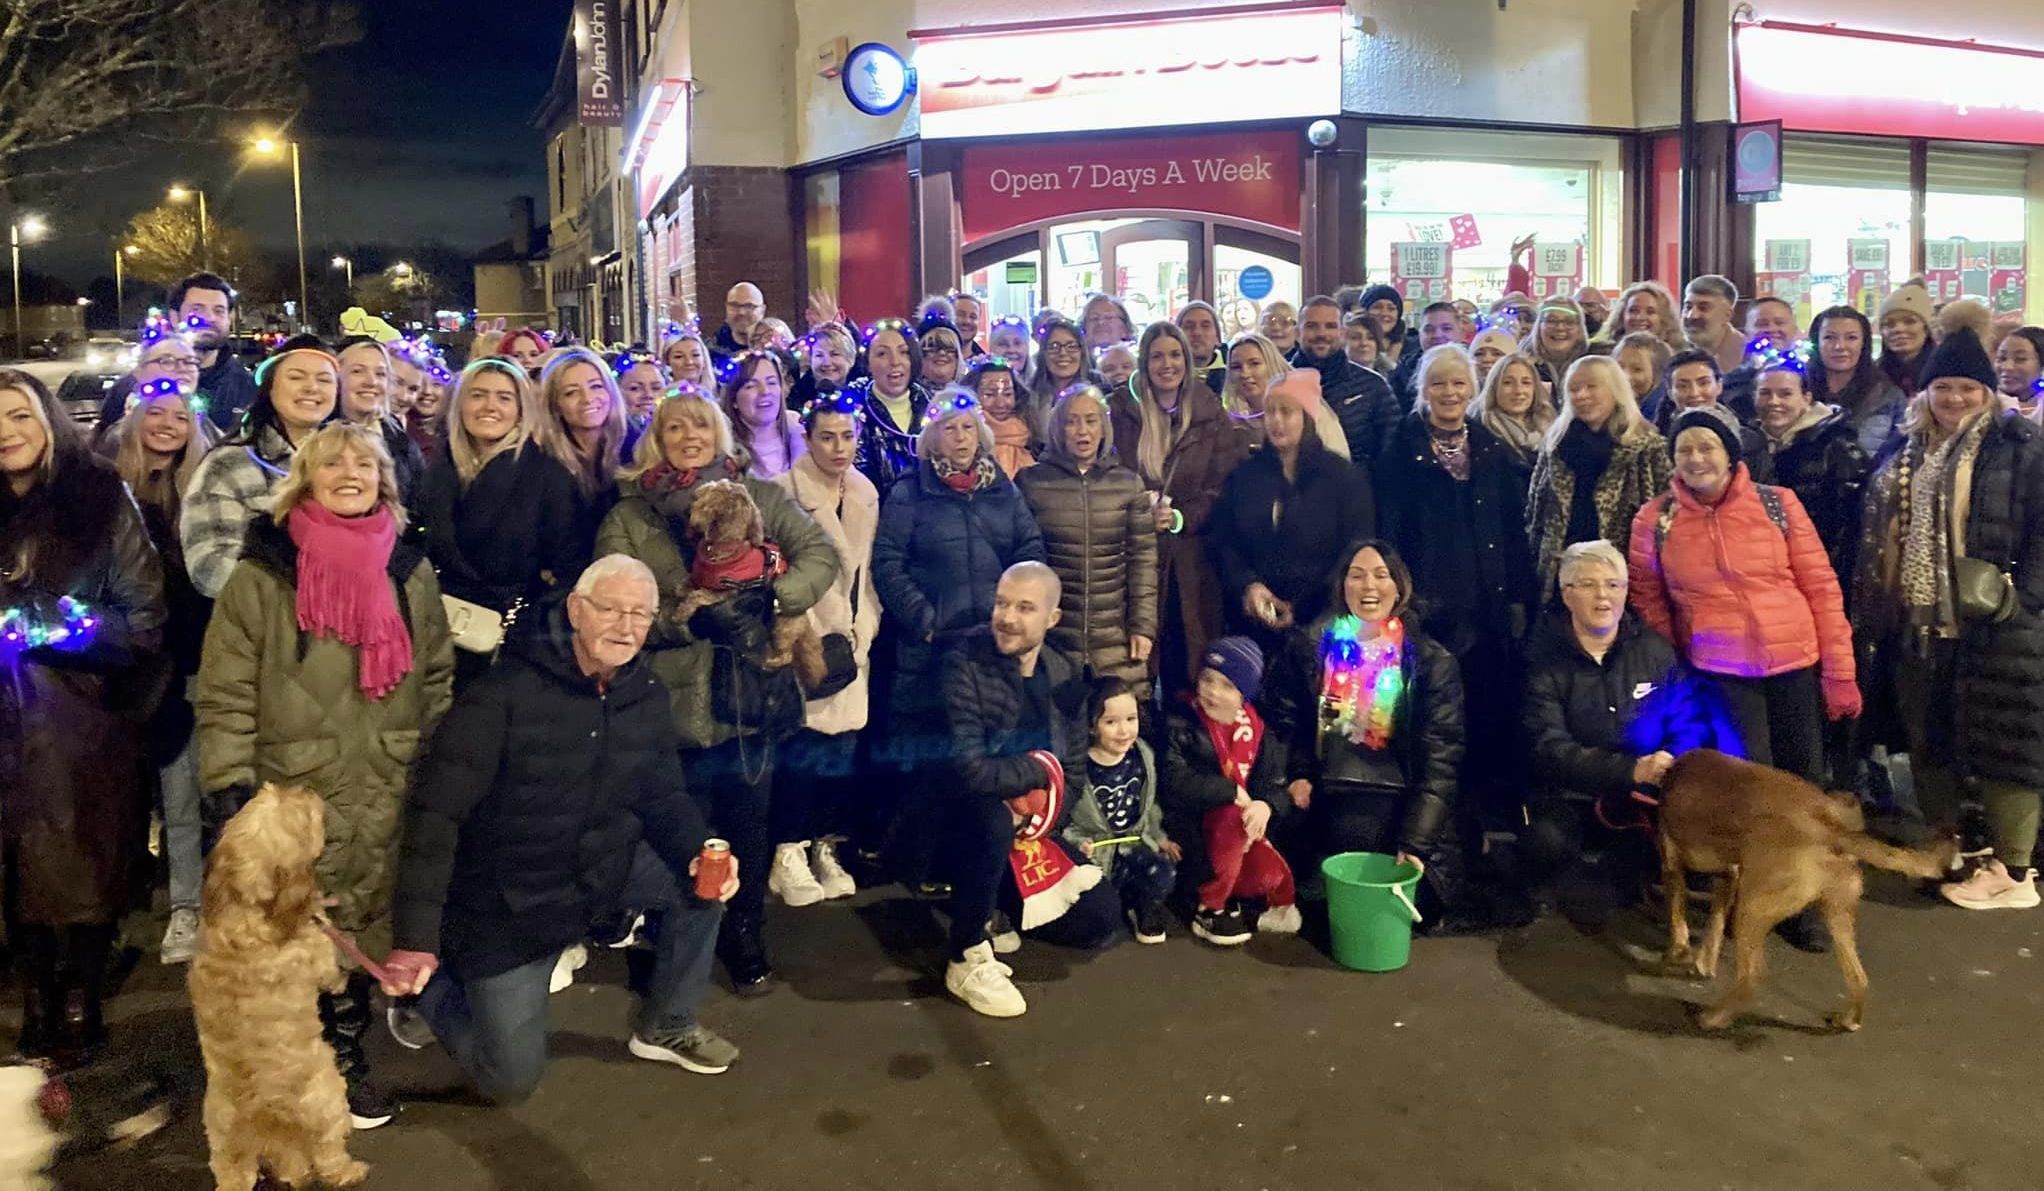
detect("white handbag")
[441,595,506,655]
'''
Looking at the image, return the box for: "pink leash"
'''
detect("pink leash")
[318,920,393,987]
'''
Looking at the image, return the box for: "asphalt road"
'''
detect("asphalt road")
[38,872,2043,1191]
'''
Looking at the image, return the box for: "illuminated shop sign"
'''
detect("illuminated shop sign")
[912,6,1342,140]
[960,131,1300,242]
[1737,21,2044,146]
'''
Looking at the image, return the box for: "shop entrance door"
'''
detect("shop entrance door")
[963,216,1301,328]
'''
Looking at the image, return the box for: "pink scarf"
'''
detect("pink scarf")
[287,503,413,700]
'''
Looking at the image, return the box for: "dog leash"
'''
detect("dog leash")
[317,919,393,987]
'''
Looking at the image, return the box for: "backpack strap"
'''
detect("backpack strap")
[1754,483,1789,538]
[1652,493,1677,562]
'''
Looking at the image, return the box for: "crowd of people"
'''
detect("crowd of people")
[4,259,2043,1126]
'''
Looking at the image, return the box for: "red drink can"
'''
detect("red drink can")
[694,838,734,900]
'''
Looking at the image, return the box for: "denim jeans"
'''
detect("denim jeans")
[415,844,723,1105]
[159,740,203,910]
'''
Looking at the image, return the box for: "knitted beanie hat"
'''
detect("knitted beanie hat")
[1877,279,1934,328]
[1359,284,1404,323]
[1669,404,1744,463]
[1201,636,1265,703]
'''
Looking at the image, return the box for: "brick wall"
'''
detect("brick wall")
[685,166,798,334]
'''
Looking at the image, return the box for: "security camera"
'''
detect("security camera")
[1307,119,1338,148]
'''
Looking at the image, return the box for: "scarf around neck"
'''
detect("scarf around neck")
[1194,695,1265,793]
[1896,411,1992,637]
[1556,417,1617,481]
[988,412,1036,478]
[286,502,412,700]
[934,451,1000,493]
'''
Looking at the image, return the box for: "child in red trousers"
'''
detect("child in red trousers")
[1161,636,1302,946]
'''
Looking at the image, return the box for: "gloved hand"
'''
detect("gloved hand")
[199,783,257,853]
[1821,676,1863,722]
[687,593,771,656]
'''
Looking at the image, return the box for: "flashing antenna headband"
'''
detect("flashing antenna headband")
[1753,337,1815,376]
[713,347,781,388]
[988,314,1031,335]
[802,387,866,425]
[861,317,917,348]
[610,348,659,378]
[927,388,981,419]
[660,380,716,404]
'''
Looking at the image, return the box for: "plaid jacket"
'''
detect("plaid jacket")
[180,424,293,598]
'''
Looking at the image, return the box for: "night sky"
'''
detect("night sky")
[32,0,572,299]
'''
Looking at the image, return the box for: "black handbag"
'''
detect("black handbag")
[801,632,859,701]
[1954,557,2018,624]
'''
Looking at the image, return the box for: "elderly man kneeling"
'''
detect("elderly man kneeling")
[381,555,740,1105]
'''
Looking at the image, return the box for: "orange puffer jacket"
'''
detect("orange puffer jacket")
[1626,466,1855,683]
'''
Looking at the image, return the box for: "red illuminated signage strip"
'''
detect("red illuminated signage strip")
[1737,18,2044,62]
[908,0,1341,42]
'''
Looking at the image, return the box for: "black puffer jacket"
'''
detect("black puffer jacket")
[1159,698,1292,895]
[851,378,930,497]
[1289,347,1402,466]
[1015,454,1159,683]
[1265,617,1464,858]
[1375,415,1535,646]
[1946,415,2044,788]
[1523,611,1681,800]
[1210,441,1375,638]
[938,628,1089,804]
[392,608,710,977]
[1764,406,1868,581]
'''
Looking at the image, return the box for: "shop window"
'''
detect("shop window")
[965,236,1046,325]
[1752,135,1910,324]
[1214,238,1301,338]
[1363,127,1623,305]
[1925,143,2030,314]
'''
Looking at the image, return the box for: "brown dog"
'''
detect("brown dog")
[188,784,365,1190]
[1656,749,1956,1032]
[677,479,828,689]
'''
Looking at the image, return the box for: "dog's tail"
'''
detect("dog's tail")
[1838,832,1956,880]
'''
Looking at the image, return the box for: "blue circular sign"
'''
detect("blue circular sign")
[1238,265,1274,301]
[843,42,915,117]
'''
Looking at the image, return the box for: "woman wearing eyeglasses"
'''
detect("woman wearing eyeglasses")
[1027,318,1095,414]
[92,328,206,451]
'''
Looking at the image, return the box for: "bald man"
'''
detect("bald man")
[714,282,766,362]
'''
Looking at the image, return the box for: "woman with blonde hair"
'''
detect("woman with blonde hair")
[599,386,838,993]
[536,346,630,545]
[111,379,218,962]
[197,420,454,1125]
[1219,332,1350,459]
[1526,354,1671,595]
[418,358,586,690]
[1520,298,1591,390]
[1590,281,1685,354]
[662,332,712,390]
[1469,350,1557,476]
[1121,325,1248,694]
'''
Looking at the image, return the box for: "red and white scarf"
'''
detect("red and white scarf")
[1196,696,1265,791]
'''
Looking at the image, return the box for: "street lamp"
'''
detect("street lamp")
[167,184,210,270]
[331,255,353,288]
[116,245,138,328]
[9,215,49,360]
[249,134,308,329]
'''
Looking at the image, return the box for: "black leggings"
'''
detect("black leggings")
[1704,666,1824,782]
[683,736,775,949]
[771,729,859,845]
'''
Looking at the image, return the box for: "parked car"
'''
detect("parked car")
[81,337,136,372]
[56,369,125,426]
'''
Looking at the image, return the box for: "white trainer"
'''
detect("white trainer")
[1941,860,2041,910]
[159,907,200,964]
[945,941,1026,1018]
[549,943,588,993]
[770,841,827,907]
[1257,903,1304,935]
[812,838,857,900]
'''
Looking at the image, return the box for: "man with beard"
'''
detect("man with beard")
[172,273,257,431]
[1292,294,1400,467]
[713,282,767,366]
[1681,274,1746,375]
[1572,286,1611,339]
[1175,300,1227,395]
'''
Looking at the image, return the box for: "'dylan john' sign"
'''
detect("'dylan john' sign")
[959,132,1300,242]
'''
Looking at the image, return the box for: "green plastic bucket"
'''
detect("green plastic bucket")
[1321,851,1424,972]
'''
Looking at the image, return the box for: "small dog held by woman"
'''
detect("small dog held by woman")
[188,784,365,1190]
[676,479,827,688]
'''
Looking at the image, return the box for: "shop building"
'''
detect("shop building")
[598,0,2043,340]
[536,19,640,345]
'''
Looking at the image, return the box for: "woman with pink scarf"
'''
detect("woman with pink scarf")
[195,421,454,1130]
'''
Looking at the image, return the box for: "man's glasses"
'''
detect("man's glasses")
[148,355,202,371]
[579,597,655,627]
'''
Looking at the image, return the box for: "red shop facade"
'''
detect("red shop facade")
[799,3,1363,336]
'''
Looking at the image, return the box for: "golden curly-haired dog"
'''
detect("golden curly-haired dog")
[188,784,365,1190]
[677,479,828,689]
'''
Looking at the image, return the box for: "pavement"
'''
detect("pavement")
[35,870,2043,1191]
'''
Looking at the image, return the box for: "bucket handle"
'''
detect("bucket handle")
[1392,855,1424,924]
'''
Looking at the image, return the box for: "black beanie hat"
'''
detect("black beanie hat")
[1359,284,1404,323]
[1920,327,1998,392]
[1669,405,1744,464]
